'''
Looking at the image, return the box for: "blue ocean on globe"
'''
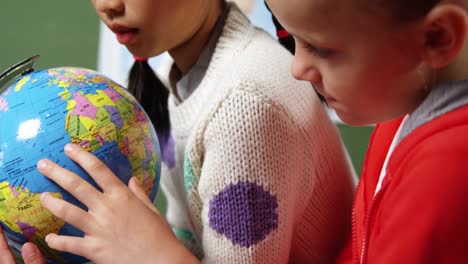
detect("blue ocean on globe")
[0,65,160,263]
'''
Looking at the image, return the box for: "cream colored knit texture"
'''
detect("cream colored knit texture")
[162,3,356,264]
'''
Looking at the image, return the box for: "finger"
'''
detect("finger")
[45,233,91,260]
[64,144,126,194]
[40,193,93,234]
[0,228,16,264]
[21,243,46,264]
[37,159,103,209]
[128,177,159,214]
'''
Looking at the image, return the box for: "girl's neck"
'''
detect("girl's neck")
[169,0,224,75]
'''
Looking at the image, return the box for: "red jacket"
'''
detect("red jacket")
[337,105,468,264]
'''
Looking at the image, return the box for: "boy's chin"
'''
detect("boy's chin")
[335,112,375,127]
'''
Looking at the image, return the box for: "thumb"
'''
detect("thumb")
[21,242,46,264]
[128,177,160,214]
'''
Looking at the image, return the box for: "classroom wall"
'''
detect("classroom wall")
[0,1,99,71]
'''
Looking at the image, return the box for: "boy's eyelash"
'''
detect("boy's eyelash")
[304,44,335,58]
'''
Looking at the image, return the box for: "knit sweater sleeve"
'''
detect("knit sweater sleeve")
[183,81,354,263]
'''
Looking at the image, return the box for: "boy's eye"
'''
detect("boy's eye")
[304,43,335,58]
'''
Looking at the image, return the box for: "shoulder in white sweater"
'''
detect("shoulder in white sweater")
[162,3,356,263]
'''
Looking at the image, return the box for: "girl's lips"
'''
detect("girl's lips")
[115,30,138,45]
[108,24,139,45]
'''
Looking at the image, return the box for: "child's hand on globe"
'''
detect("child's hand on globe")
[36,143,198,264]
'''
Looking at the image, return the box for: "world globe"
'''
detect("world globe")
[0,56,161,263]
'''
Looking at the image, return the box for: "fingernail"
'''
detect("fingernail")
[37,159,48,169]
[45,234,50,243]
[40,192,49,201]
[64,143,73,153]
[130,177,138,185]
[23,243,38,259]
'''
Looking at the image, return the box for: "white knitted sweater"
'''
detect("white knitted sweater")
[159,3,356,263]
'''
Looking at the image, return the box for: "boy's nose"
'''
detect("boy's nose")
[291,55,322,85]
[93,0,124,19]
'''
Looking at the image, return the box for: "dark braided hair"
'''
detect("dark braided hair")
[264,2,294,54]
[128,58,170,133]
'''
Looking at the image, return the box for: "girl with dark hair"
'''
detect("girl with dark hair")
[0,0,356,263]
[265,0,468,263]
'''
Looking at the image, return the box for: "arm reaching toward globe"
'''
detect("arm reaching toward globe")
[35,143,199,264]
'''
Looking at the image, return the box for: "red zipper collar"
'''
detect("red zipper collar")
[355,176,391,264]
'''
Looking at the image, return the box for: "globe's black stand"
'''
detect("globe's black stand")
[0,55,40,94]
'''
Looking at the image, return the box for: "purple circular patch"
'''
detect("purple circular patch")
[209,182,278,247]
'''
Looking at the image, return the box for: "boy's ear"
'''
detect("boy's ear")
[421,3,468,69]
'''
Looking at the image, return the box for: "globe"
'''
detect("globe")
[0,56,161,263]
